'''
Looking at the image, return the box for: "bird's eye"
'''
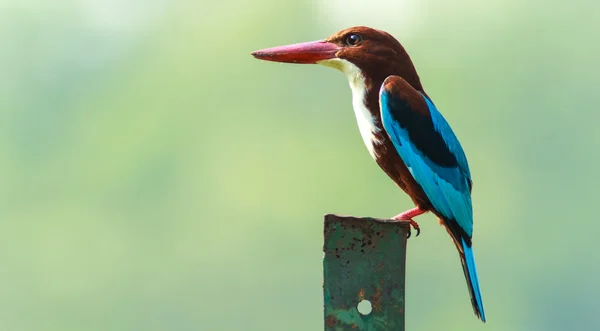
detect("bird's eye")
[345,34,362,46]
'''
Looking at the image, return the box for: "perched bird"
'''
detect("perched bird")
[251,26,485,322]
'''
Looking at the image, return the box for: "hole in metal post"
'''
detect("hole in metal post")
[357,299,372,315]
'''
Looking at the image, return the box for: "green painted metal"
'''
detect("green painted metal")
[323,214,410,331]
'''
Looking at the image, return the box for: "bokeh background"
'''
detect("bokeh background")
[2,0,600,330]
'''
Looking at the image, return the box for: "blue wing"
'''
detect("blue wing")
[379,76,473,237]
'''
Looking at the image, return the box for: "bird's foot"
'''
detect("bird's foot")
[392,216,420,238]
[407,219,421,238]
[391,207,425,238]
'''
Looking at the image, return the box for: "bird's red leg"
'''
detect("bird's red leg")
[392,207,426,238]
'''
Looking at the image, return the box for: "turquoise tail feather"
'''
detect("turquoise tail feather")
[460,238,486,322]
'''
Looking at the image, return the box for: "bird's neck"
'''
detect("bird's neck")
[319,58,385,158]
[349,72,381,158]
[318,57,424,158]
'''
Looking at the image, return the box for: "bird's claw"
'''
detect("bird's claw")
[392,216,420,238]
[406,219,420,238]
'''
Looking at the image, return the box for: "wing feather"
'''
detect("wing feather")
[379,76,473,237]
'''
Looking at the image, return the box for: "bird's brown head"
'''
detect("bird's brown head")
[251,26,423,91]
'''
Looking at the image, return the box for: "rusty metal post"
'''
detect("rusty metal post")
[323,214,410,331]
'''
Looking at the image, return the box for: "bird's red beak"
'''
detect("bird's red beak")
[251,40,340,64]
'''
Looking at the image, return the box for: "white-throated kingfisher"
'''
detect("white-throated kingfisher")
[251,26,486,322]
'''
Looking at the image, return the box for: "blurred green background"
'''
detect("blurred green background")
[2,0,599,330]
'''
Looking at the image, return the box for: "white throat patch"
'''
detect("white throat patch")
[317,58,381,158]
